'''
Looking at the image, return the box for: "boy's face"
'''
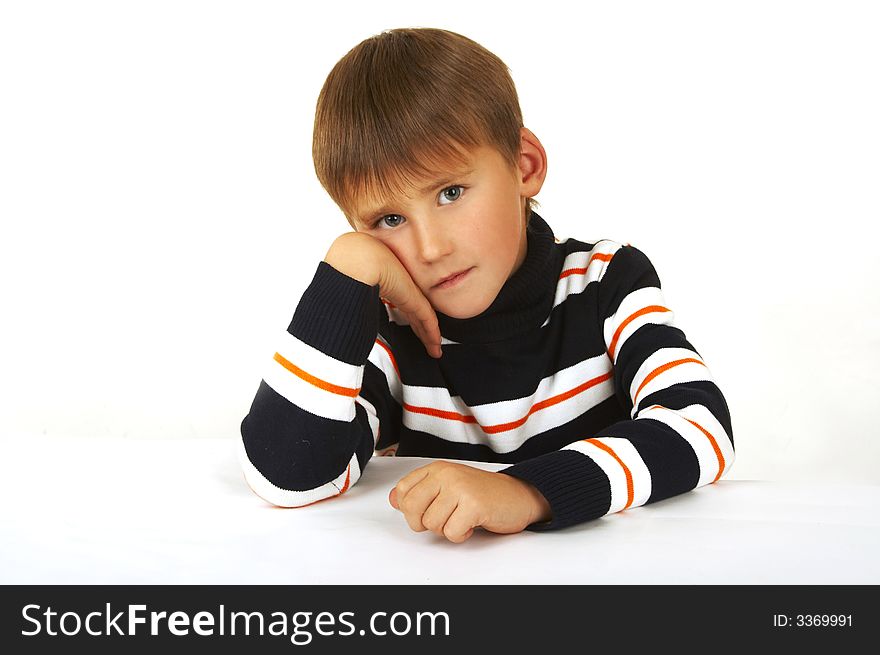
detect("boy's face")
[351,144,531,320]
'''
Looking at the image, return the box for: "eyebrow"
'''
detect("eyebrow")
[358,168,475,225]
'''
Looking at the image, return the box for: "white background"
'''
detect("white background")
[1,0,878,483]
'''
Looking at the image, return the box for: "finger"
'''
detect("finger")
[420,494,459,538]
[393,466,431,502]
[400,317,441,359]
[394,295,441,357]
[443,504,478,544]
[409,316,441,359]
[388,487,398,510]
[407,321,432,353]
[414,306,440,345]
[398,478,441,533]
[421,320,442,358]
[408,300,438,334]
[391,291,425,318]
[418,327,442,359]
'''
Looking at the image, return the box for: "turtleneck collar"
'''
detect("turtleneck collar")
[435,209,560,344]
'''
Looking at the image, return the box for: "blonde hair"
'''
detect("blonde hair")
[312,27,539,228]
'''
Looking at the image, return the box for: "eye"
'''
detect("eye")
[439,185,463,204]
[375,214,405,229]
[372,185,466,229]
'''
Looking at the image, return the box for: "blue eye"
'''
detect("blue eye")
[373,185,466,229]
[378,215,404,228]
[439,186,461,203]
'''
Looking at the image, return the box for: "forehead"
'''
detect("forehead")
[350,146,494,223]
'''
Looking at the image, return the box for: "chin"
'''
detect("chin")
[434,295,493,319]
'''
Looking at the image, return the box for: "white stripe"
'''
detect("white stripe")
[562,438,651,513]
[263,331,362,421]
[382,242,622,342]
[367,338,403,404]
[347,450,363,488]
[637,404,735,483]
[263,365,359,422]
[629,347,712,416]
[539,241,623,328]
[274,330,363,385]
[401,353,615,454]
[236,437,360,507]
[603,286,674,364]
[355,394,380,446]
[678,403,735,478]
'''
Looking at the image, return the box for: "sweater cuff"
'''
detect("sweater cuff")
[499,450,611,531]
[287,261,381,365]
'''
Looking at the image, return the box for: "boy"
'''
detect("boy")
[238,27,735,543]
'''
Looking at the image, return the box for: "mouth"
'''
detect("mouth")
[432,267,474,290]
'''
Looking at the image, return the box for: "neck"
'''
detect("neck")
[435,210,560,344]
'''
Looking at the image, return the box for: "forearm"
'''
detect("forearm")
[239,259,383,505]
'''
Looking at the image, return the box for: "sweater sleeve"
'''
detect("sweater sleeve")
[499,243,735,531]
[237,261,402,507]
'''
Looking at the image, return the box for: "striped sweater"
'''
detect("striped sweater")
[238,210,735,531]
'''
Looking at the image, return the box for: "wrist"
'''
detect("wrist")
[288,257,381,363]
[324,233,382,287]
[506,474,552,525]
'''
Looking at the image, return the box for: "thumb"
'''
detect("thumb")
[388,486,399,510]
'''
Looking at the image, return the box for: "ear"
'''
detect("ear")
[517,127,548,199]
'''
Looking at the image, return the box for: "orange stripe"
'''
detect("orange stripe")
[560,266,588,279]
[338,463,352,493]
[375,339,400,378]
[403,405,478,423]
[634,357,705,405]
[583,438,634,509]
[404,370,614,435]
[298,464,351,506]
[273,352,360,397]
[608,305,672,360]
[559,252,613,280]
[686,417,726,482]
[646,404,726,482]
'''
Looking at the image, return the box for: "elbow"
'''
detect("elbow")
[240,471,343,509]
[236,437,356,508]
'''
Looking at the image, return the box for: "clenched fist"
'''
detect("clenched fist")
[323,232,442,358]
[388,460,552,543]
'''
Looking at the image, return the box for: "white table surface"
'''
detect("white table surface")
[2,434,878,584]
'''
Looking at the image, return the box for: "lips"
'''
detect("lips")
[433,267,473,288]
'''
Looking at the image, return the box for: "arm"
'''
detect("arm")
[498,242,736,530]
[237,259,384,506]
[238,233,440,507]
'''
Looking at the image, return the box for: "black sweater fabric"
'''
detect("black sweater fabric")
[238,210,735,530]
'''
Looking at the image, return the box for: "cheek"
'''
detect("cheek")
[487,216,519,258]
[380,239,408,265]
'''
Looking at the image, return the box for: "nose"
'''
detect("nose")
[413,215,454,263]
